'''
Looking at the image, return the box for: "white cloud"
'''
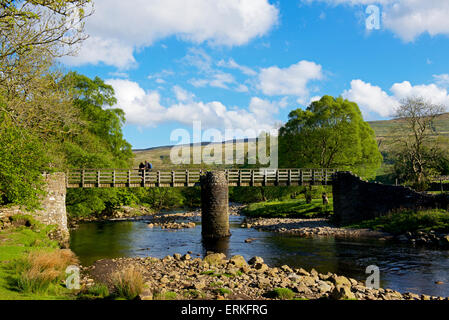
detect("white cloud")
[106,79,279,132]
[173,86,195,102]
[343,79,449,119]
[433,74,449,88]
[343,80,399,117]
[189,73,235,90]
[391,81,449,106]
[304,0,449,42]
[65,0,279,68]
[258,60,323,100]
[217,58,257,76]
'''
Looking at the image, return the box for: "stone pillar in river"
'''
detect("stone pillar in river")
[201,171,230,239]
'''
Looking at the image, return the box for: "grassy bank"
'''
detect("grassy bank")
[0,216,76,300]
[241,198,333,218]
[346,209,449,235]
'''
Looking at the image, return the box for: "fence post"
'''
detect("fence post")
[157,171,161,187]
[288,169,292,186]
[264,169,267,186]
[276,169,279,186]
[81,169,85,188]
[238,170,242,186]
[186,170,189,186]
[97,170,100,187]
[251,170,255,186]
[128,169,131,187]
[113,170,116,187]
[312,169,316,185]
[300,169,303,185]
[172,170,175,186]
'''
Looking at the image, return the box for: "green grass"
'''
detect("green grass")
[269,288,295,300]
[183,289,204,299]
[201,270,221,277]
[346,209,449,235]
[215,288,231,296]
[0,218,75,300]
[154,291,178,300]
[241,198,333,218]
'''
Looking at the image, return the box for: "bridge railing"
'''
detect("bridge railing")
[66,168,337,188]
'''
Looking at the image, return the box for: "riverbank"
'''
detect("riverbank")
[79,253,446,300]
[239,203,449,248]
[241,217,393,240]
[0,215,76,300]
[69,203,244,230]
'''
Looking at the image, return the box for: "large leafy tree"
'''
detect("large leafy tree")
[61,72,133,168]
[0,0,92,206]
[279,95,382,178]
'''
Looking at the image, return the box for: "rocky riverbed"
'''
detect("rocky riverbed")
[80,253,447,300]
[241,217,393,240]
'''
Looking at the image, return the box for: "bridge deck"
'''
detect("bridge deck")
[66,168,336,188]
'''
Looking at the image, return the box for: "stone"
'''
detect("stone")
[204,253,226,266]
[173,253,182,260]
[248,256,264,265]
[229,255,248,268]
[281,265,293,273]
[181,254,191,261]
[295,284,312,294]
[316,280,333,293]
[257,277,271,289]
[296,268,310,276]
[330,275,352,287]
[330,286,356,300]
[288,273,301,283]
[194,280,206,290]
[253,263,269,273]
[301,276,316,287]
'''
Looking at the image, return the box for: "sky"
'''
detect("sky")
[63,0,449,149]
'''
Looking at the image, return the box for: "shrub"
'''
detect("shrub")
[111,265,145,300]
[15,249,78,294]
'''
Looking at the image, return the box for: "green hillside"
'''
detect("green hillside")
[368,112,449,138]
[133,113,449,169]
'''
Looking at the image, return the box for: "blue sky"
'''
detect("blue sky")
[64,0,449,149]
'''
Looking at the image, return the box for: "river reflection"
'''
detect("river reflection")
[70,215,449,297]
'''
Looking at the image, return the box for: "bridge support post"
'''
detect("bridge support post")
[201,171,230,239]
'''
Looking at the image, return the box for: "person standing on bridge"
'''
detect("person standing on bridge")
[139,162,145,179]
[144,161,153,172]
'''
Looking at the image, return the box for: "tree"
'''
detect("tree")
[279,95,382,178]
[390,96,447,189]
[0,0,92,63]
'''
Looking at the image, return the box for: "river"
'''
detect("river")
[70,214,449,297]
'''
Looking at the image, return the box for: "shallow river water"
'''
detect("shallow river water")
[70,215,449,297]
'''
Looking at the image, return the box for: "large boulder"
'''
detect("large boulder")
[204,253,226,266]
[330,286,356,300]
[229,255,248,268]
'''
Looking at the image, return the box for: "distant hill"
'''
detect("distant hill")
[368,112,449,138]
[133,113,449,168]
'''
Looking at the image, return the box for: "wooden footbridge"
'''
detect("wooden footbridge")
[66,168,337,189]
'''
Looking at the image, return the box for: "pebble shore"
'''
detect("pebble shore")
[81,253,447,301]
